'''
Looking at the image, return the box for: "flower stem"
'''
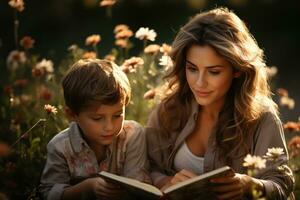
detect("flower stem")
[14,10,19,50]
[11,118,46,148]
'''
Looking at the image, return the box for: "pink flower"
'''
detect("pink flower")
[85,34,101,46]
[0,142,11,157]
[8,0,24,12]
[44,104,58,115]
[20,36,35,49]
[99,0,116,7]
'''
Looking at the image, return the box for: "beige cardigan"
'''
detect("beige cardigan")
[146,101,294,199]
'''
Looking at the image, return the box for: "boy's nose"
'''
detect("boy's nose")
[104,119,114,131]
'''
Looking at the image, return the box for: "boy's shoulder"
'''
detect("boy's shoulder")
[47,122,77,151]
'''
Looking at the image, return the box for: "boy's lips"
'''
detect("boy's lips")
[101,134,114,139]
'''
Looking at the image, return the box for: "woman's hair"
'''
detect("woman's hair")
[159,7,278,163]
[62,59,131,114]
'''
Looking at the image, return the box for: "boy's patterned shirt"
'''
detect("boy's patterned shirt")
[40,120,150,200]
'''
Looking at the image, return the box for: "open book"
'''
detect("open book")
[98,166,234,200]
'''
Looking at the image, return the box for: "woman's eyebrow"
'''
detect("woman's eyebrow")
[186,60,223,69]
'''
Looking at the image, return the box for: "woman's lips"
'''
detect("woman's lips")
[195,90,212,97]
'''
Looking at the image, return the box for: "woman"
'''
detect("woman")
[146,7,294,200]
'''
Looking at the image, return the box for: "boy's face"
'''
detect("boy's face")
[72,101,125,147]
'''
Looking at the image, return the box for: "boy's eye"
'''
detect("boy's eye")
[113,113,123,118]
[92,117,103,121]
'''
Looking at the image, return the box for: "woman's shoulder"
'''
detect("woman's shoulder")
[121,120,145,141]
[258,109,281,126]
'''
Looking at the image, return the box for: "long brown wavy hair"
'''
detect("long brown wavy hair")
[159,7,278,163]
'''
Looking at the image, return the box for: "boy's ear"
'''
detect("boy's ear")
[65,107,77,121]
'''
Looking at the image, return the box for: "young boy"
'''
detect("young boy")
[40,59,151,200]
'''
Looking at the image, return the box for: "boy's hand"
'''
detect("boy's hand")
[90,177,124,200]
[209,173,263,200]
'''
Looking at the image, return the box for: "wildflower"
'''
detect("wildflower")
[115,29,133,39]
[280,96,295,109]
[243,154,266,169]
[0,142,11,157]
[144,44,160,54]
[144,89,156,100]
[14,79,28,87]
[288,136,300,158]
[7,50,26,71]
[115,39,128,48]
[32,67,45,77]
[35,59,54,73]
[283,121,300,132]
[135,27,157,41]
[159,55,173,70]
[264,147,284,161]
[99,0,116,7]
[3,85,13,96]
[39,86,52,101]
[104,54,116,62]
[20,94,32,104]
[160,43,172,55]
[8,0,24,12]
[68,44,78,51]
[85,34,101,46]
[44,104,58,115]
[20,36,35,49]
[277,88,288,97]
[82,51,97,59]
[121,57,144,73]
[266,66,277,78]
[114,24,129,34]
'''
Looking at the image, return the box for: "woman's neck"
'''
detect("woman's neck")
[200,100,225,120]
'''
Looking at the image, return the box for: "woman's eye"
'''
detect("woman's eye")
[209,70,220,75]
[186,66,197,72]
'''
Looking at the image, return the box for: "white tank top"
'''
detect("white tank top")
[173,142,204,175]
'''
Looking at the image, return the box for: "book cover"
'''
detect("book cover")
[98,166,234,200]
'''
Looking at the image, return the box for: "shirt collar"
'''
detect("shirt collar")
[69,122,89,153]
[69,121,114,155]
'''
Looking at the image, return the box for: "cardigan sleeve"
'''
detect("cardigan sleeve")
[253,112,295,200]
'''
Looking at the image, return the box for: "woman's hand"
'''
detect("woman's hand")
[90,177,124,200]
[210,173,264,200]
[161,169,197,191]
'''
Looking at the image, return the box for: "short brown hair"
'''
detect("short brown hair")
[62,59,131,114]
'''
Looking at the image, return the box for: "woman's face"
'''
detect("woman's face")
[185,44,238,109]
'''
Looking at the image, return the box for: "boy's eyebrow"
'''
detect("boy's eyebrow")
[186,60,224,69]
[92,109,124,115]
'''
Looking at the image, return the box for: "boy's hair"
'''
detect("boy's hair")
[62,59,131,114]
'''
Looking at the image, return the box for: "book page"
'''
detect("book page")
[164,166,234,200]
[98,171,163,199]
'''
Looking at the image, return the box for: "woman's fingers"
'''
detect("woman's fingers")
[179,169,197,178]
[170,169,196,185]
